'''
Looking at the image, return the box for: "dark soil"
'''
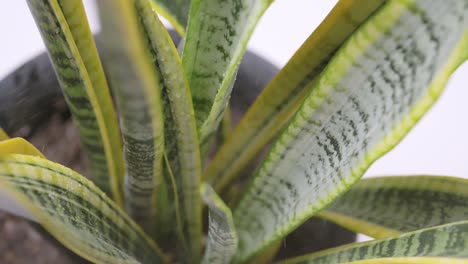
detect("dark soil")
[0,211,76,264]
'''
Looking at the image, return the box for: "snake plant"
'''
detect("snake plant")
[0,0,467,263]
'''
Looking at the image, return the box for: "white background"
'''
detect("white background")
[0,0,467,238]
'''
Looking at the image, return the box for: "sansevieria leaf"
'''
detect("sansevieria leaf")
[205,0,387,192]
[134,0,203,260]
[234,0,468,261]
[182,0,273,152]
[150,0,191,35]
[98,0,202,260]
[216,106,232,147]
[26,0,125,204]
[0,138,45,159]
[96,0,165,235]
[201,183,238,264]
[277,221,468,264]
[0,153,166,264]
[319,176,468,239]
[0,127,8,141]
[0,138,46,220]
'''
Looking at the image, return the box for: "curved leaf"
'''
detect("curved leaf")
[0,153,166,264]
[277,221,468,264]
[233,0,468,261]
[320,176,468,239]
[0,138,43,221]
[0,128,9,141]
[0,138,45,159]
[96,0,165,234]
[150,0,190,35]
[26,0,125,204]
[205,0,387,192]
[201,183,238,264]
[182,0,272,152]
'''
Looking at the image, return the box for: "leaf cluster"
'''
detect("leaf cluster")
[0,0,468,263]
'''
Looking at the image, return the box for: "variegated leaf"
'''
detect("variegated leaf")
[320,175,468,238]
[201,183,238,264]
[234,0,468,261]
[0,153,166,264]
[98,0,202,259]
[136,1,203,259]
[205,0,387,192]
[26,0,125,204]
[182,0,273,153]
[97,0,165,235]
[277,221,468,264]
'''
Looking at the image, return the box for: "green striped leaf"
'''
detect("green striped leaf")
[0,153,166,264]
[205,0,387,192]
[98,0,203,259]
[277,221,468,264]
[96,0,165,235]
[26,0,125,204]
[150,0,190,35]
[233,0,468,261]
[182,0,272,152]
[319,176,468,239]
[201,183,238,264]
[136,0,203,259]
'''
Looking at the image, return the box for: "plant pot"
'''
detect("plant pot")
[0,30,355,263]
